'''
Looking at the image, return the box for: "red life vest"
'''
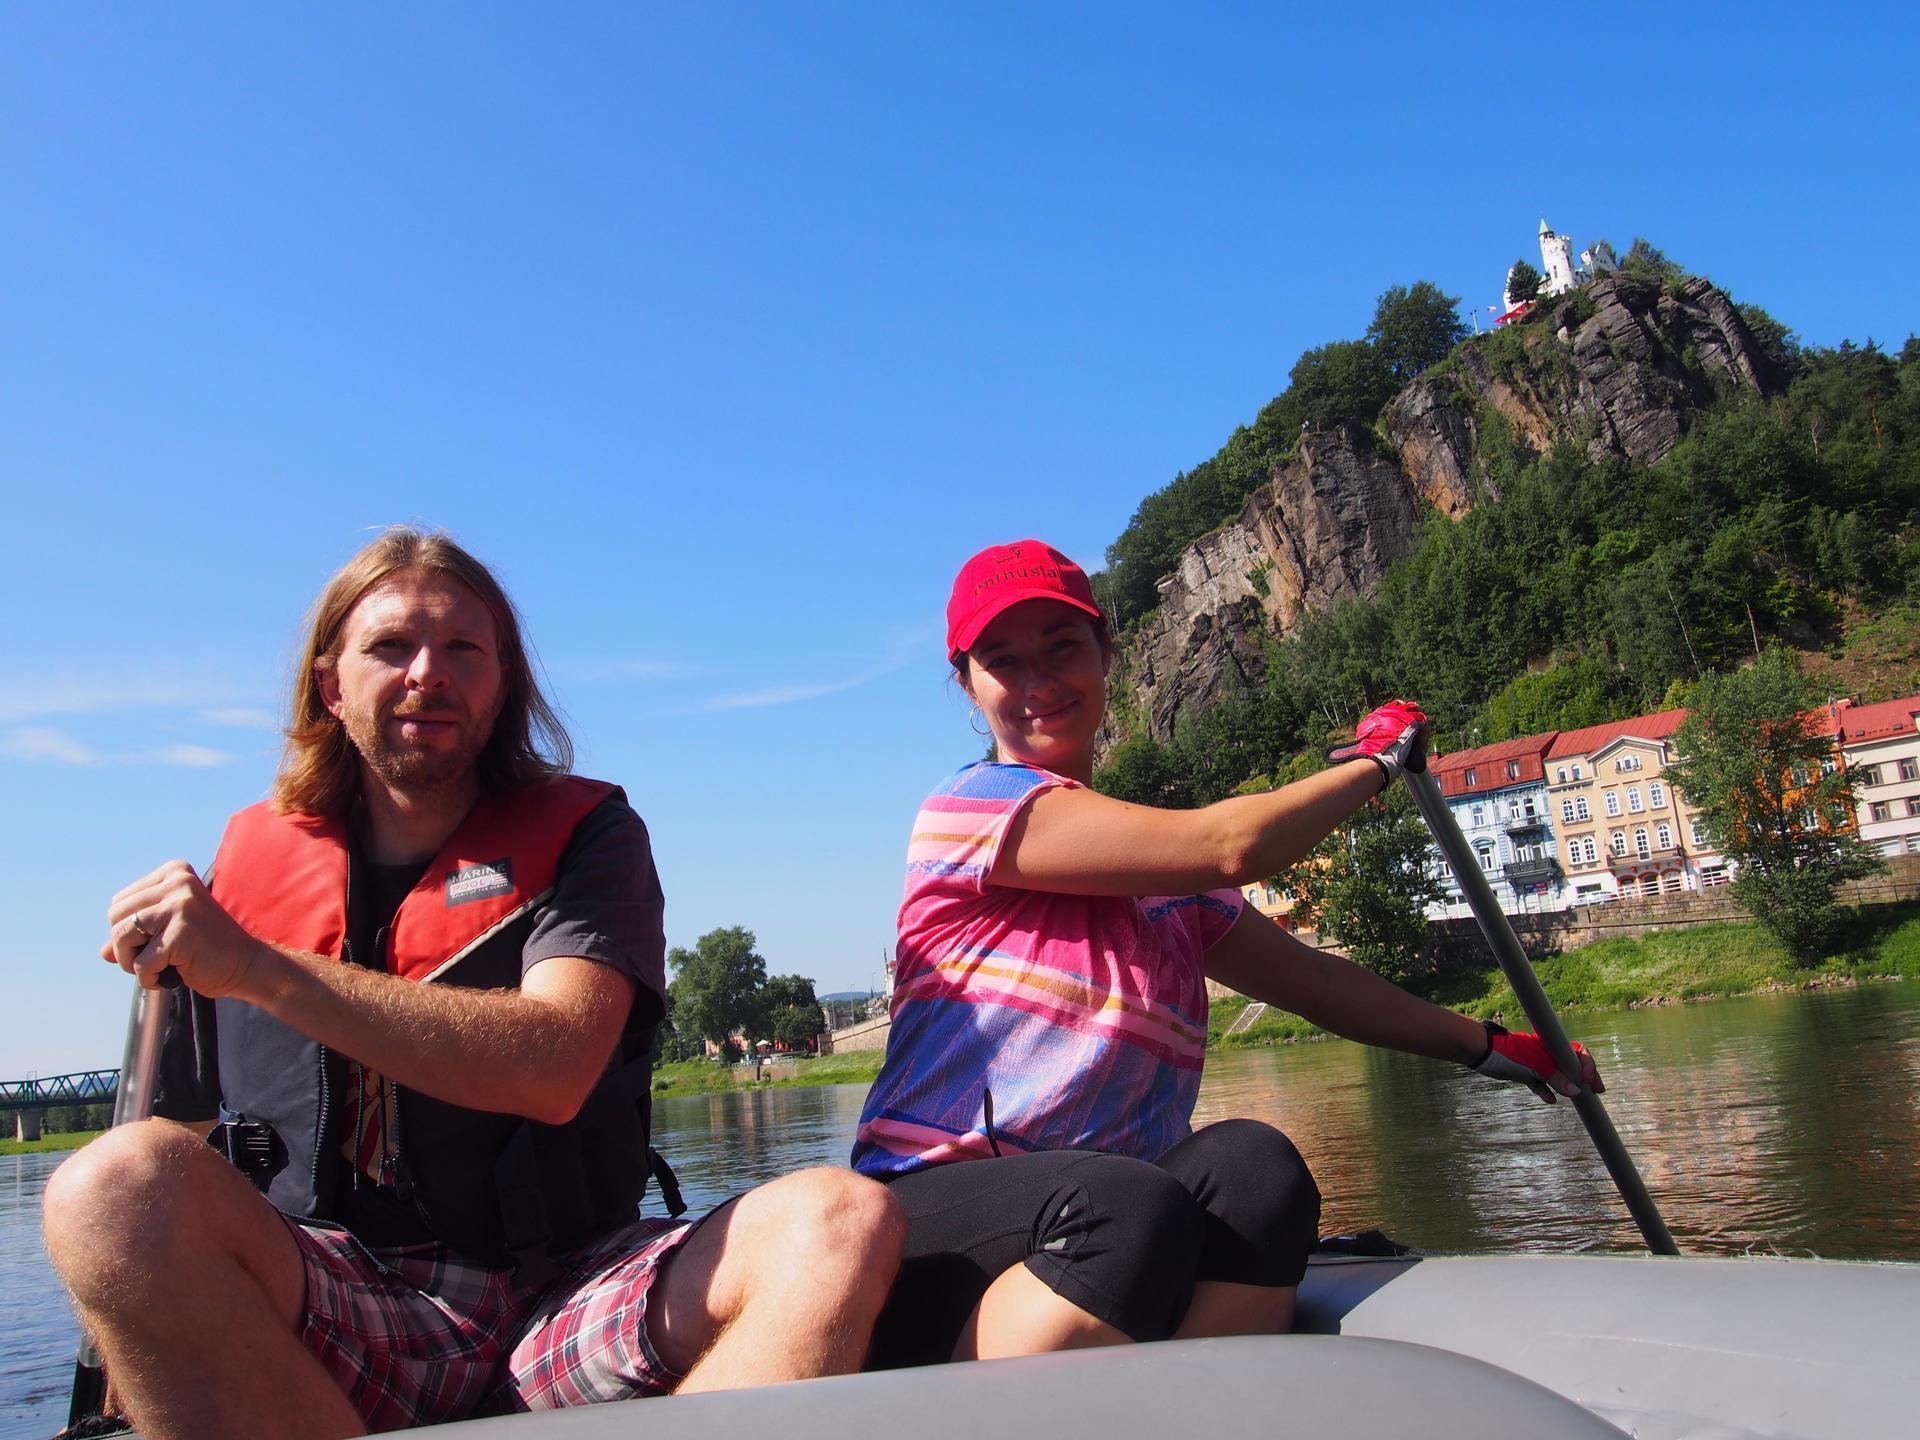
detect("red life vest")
[196,777,675,1265]
[210,775,614,980]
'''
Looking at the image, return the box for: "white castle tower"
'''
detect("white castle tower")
[1539,217,1577,297]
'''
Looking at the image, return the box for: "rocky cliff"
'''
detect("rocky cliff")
[1102,274,1783,753]
[1388,274,1784,501]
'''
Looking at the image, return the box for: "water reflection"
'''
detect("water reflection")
[648,980,1920,1260]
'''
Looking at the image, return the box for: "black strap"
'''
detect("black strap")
[493,1122,557,1287]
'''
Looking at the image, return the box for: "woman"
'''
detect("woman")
[852,539,1598,1368]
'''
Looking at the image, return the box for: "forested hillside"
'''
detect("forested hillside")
[1093,246,1920,808]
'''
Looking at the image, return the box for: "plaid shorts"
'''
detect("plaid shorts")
[289,1214,700,1432]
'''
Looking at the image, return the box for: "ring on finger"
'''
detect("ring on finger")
[128,913,153,942]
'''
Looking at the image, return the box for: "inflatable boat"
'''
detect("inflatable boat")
[409,1247,1919,1440]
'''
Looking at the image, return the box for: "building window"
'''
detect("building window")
[1691,821,1709,847]
[1902,758,1920,782]
[1465,768,1477,786]
[1649,780,1666,808]
[1616,755,1642,773]
[1627,787,1644,813]
[1857,764,1883,787]
[1791,765,1812,787]
[1800,808,1819,831]
[1700,866,1728,888]
[1475,846,1495,871]
[1556,767,1567,784]
[1634,828,1650,858]
[1611,831,1627,856]
[1506,760,1520,780]
[1566,839,1582,864]
[1605,791,1621,817]
[1575,797,1591,820]
[1436,861,1453,880]
[1871,801,1892,823]
[1572,764,1583,780]
[1907,798,1920,818]
[1561,799,1575,822]
[1471,805,1486,827]
[1820,756,1837,775]
[1656,823,1672,848]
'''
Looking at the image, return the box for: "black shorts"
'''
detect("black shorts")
[867,1118,1320,1368]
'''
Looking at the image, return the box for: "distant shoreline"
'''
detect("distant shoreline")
[0,1130,103,1157]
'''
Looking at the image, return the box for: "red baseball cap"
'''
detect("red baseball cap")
[946,539,1105,661]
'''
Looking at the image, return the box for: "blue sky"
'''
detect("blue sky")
[3,3,1915,1076]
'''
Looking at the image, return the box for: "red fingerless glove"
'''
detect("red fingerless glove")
[1470,1022,1590,1104]
[1326,700,1429,789]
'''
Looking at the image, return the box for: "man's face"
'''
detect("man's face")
[318,567,507,798]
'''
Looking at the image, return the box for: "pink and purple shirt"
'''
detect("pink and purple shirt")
[851,761,1244,1177]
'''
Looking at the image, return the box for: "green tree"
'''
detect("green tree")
[764,973,825,1051]
[1277,779,1444,984]
[1479,658,1628,741]
[1093,733,1195,808]
[1505,258,1542,305]
[1366,281,1469,385]
[1280,339,1397,432]
[666,925,770,1062]
[1665,649,1883,962]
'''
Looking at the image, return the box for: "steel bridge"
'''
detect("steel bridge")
[1,1070,117,1139]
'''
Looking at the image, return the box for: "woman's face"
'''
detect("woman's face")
[962,600,1110,778]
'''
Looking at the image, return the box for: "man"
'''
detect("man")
[45,529,904,1439]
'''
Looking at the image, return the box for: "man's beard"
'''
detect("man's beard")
[341,698,500,798]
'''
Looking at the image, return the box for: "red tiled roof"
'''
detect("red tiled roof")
[1836,694,1920,745]
[1544,708,1688,760]
[1429,733,1556,797]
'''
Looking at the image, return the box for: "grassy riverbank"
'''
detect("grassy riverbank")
[650,1050,887,1097]
[1213,904,1920,1048]
[0,1129,102,1156]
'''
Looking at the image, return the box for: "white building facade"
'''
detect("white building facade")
[1838,695,1920,857]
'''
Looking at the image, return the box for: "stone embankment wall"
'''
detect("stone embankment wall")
[1424,854,1920,965]
[1206,857,1920,999]
[823,1014,891,1053]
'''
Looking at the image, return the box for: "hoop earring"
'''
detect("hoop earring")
[969,705,991,738]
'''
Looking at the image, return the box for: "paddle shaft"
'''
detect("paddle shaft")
[1401,761,1679,1256]
[66,976,176,1429]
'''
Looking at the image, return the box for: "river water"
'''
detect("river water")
[7,980,1919,1436]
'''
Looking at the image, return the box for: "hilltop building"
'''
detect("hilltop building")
[1538,219,1577,296]
[1497,217,1586,323]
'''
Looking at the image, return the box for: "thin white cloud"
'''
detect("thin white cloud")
[4,727,101,765]
[690,625,941,712]
[0,665,268,724]
[197,707,282,730]
[141,744,236,768]
[548,658,696,683]
[698,677,875,711]
[3,728,236,769]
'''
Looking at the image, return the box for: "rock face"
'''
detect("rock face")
[1113,425,1421,745]
[1105,275,1783,755]
[1387,274,1783,504]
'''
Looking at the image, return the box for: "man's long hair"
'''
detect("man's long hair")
[273,528,573,816]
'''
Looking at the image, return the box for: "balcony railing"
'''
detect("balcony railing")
[1606,844,1683,873]
[1505,856,1559,884]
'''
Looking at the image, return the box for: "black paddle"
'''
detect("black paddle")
[61,967,179,1437]
[1398,744,1679,1256]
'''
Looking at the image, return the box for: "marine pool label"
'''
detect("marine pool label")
[445,858,515,907]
